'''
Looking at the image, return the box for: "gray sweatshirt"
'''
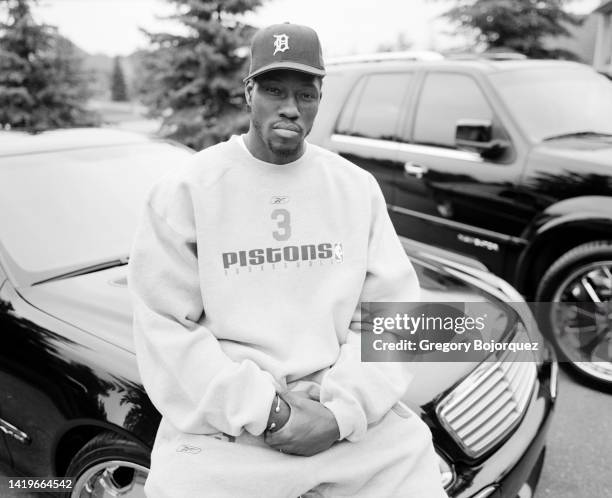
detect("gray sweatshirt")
[128,134,420,443]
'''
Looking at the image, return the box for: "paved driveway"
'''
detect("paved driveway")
[535,368,611,498]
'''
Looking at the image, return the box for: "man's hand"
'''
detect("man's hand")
[264,391,340,456]
[266,393,291,431]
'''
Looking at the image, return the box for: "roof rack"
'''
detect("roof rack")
[444,52,528,61]
[326,50,444,65]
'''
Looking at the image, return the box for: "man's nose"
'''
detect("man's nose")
[278,93,300,119]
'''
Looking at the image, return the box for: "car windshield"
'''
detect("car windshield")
[489,65,612,142]
[0,141,192,283]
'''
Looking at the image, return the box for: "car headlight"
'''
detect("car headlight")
[436,451,455,489]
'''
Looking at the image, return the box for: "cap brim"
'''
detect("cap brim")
[243,61,326,82]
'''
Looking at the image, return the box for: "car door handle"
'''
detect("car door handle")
[403,162,428,179]
[0,417,31,444]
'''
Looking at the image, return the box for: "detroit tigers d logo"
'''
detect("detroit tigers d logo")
[273,34,289,55]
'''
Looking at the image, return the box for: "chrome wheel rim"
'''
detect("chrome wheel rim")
[550,260,612,382]
[71,460,149,497]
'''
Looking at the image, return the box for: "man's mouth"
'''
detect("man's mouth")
[272,123,302,138]
[274,129,299,138]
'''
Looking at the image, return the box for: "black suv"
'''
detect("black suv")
[309,54,612,387]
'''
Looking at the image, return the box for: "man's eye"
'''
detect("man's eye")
[265,87,281,96]
[301,92,316,101]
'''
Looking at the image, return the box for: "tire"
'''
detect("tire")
[535,241,612,390]
[61,431,150,498]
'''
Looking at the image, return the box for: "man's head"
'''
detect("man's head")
[243,23,325,164]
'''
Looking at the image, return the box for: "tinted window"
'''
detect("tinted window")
[413,73,493,148]
[335,76,366,135]
[490,66,612,141]
[335,73,412,141]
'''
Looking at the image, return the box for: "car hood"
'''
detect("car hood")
[20,265,135,353]
[531,136,612,169]
[19,256,524,409]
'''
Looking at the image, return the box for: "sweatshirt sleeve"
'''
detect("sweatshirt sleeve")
[128,176,277,436]
[319,173,420,442]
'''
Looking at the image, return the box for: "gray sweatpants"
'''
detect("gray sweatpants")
[144,402,448,498]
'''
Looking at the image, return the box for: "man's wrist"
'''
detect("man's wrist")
[266,393,290,432]
[321,399,353,441]
[321,404,341,441]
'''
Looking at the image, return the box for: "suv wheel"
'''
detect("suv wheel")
[62,431,150,497]
[535,241,612,389]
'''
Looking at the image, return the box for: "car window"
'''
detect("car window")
[412,73,493,148]
[334,76,366,135]
[335,73,412,141]
[489,66,612,141]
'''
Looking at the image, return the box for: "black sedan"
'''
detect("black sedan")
[0,129,556,497]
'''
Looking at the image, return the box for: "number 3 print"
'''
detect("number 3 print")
[271,208,291,241]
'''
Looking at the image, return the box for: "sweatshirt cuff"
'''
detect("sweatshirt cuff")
[322,398,365,442]
[244,376,278,437]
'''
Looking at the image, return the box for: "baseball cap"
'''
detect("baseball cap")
[244,23,326,82]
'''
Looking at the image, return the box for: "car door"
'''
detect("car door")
[0,267,13,467]
[326,71,415,204]
[0,277,107,477]
[391,70,527,276]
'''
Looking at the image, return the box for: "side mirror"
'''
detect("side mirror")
[455,119,508,158]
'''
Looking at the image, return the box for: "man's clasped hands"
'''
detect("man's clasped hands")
[264,391,341,456]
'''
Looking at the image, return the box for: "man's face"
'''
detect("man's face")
[245,69,322,162]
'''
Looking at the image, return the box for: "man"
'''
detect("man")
[128,22,447,498]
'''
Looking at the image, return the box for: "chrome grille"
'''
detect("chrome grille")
[436,340,537,458]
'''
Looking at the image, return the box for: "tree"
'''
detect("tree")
[138,0,261,150]
[0,0,99,132]
[438,0,583,59]
[111,55,128,101]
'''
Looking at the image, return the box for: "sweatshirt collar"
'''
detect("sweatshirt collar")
[233,134,312,170]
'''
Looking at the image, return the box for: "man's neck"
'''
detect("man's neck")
[244,129,305,165]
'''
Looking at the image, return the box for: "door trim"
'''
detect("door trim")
[397,142,483,162]
[388,204,527,245]
[330,134,398,152]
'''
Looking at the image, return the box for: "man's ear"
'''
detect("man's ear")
[245,79,254,108]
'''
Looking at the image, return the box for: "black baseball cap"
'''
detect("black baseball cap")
[244,23,326,82]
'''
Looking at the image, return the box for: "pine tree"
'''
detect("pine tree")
[111,55,128,101]
[138,0,262,150]
[439,0,583,59]
[0,0,99,132]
